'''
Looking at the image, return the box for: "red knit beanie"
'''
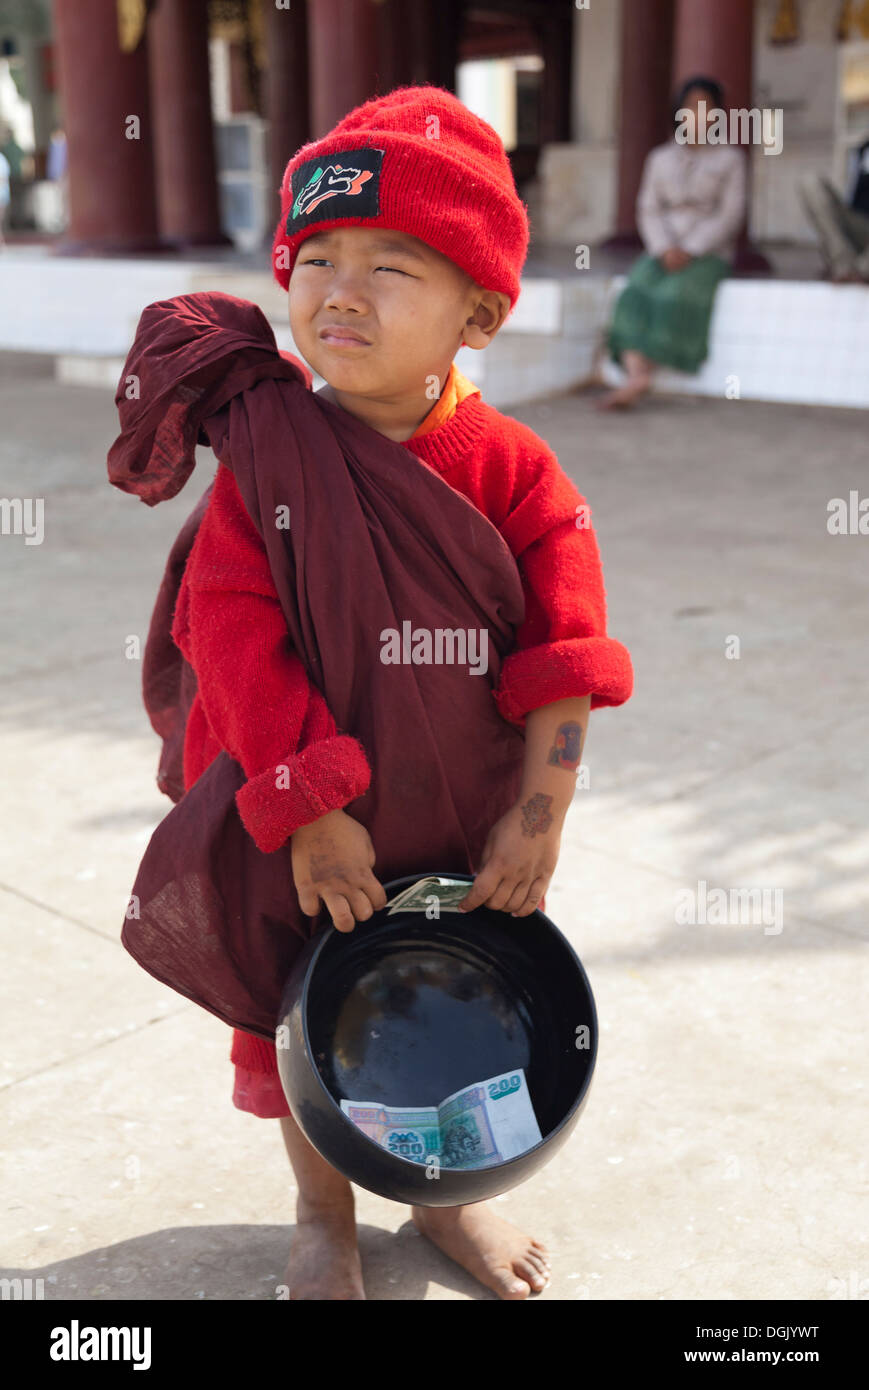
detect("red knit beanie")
[272,84,530,309]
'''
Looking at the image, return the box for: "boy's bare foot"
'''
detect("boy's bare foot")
[411,1202,551,1299]
[285,1196,366,1300]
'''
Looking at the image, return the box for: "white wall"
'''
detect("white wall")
[535,0,621,247]
[752,0,842,242]
[573,0,621,146]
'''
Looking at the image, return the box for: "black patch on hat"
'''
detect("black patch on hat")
[287,147,384,233]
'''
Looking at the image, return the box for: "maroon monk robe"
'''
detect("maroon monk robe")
[108,291,528,1041]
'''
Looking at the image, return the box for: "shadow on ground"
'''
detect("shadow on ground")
[0,1220,509,1301]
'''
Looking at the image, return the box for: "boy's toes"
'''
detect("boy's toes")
[515,1257,549,1293]
[412,1203,552,1300]
[492,1266,533,1299]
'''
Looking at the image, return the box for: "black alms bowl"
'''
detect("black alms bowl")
[276,873,598,1206]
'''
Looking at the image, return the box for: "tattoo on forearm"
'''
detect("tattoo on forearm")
[546,721,583,772]
[520,792,554,837]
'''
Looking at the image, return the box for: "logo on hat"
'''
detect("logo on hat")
[288,146,384,232]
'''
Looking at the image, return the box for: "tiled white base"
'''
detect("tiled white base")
[56,354,126,388]
[0,251,201,355]
[3,252,867,409]
[600,277,869,409]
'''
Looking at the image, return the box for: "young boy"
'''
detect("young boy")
[113,85,633,1301]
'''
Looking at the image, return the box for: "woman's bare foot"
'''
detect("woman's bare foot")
[596,376,651,410]
[412,1202,551,1300]
[285,1195,366,1300]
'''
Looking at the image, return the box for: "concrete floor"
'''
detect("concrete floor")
[1,358,866,1301]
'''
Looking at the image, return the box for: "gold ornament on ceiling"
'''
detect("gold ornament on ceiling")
[836,0,854,39]
[208,0,265,115]
[209,0,265,58]
[769,0,800,45]
[837,0,869,40]
[117,0,147,53]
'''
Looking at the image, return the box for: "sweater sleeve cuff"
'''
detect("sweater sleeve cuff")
[234,734,372,854]
[493,638,634,729]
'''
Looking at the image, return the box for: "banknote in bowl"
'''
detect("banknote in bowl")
[340,1068,542,1170]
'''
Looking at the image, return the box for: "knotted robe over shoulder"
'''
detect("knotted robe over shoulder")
[108,291,528,1039]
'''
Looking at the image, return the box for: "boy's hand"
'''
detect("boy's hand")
[458,798,563,918]
[291,808,387,933]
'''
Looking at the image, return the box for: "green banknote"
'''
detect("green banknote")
[384,876,471,916]
[340,1069,542,1170]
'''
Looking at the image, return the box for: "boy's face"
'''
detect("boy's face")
[288,225,505,402]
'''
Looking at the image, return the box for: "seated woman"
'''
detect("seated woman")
[600,76,747,411]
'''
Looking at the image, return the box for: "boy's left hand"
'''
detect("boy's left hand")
[458,799,562,918]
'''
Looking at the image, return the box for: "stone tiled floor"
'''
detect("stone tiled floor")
[1,366,866,1299]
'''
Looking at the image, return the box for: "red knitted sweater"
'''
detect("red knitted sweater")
[171,389,633,852]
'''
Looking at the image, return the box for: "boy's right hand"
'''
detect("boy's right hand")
[291,808,387,933]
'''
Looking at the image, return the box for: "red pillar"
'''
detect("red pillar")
[53,0,162,254]
[307,0,379,138]
[672,0,769,270]
[149,0,229,247]
[263,0,310,241]
[378,0,422,90]
[609,0,675,244]
[376,0,459,90]
[672,0,753,111]
[540,3,574,146]
[228,42,252,114]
